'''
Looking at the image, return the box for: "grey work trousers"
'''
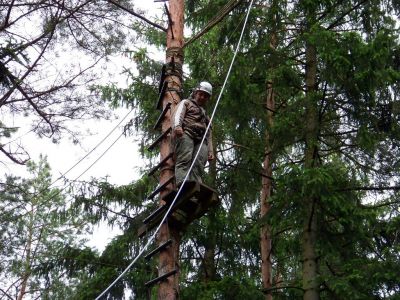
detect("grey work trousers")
[174,133,208,184]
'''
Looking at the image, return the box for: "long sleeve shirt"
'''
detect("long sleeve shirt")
[173,98,214,157]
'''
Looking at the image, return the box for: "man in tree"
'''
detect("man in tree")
[172,81,214,185]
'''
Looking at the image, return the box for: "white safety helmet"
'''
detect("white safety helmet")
[196,81,212,96]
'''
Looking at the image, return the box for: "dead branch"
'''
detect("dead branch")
[0,145,29,165]
[107,0,167,32]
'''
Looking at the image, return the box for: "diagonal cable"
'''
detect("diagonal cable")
[3,108,134,220]
[50,107,134,187]
[95,0,255,298]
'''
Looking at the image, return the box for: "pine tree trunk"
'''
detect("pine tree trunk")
[201,211,217,282]
[201,153,217,282]
[17,206,34,300]
[260,80,274,300]
[261,8,277,298]
[157,0,184,299]
[302,23,320,300]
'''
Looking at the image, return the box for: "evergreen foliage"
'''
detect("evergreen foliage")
[1,0,399,299]
[0,156,93,299]
[84,0,399,299]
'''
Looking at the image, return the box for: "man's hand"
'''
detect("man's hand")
[208,153,214,161]
[174,127,184,137]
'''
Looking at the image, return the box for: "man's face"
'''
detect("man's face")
[194,90,210,106]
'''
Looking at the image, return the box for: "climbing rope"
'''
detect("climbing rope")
[95,0,255,298]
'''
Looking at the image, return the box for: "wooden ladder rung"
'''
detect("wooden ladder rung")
[156,80,168,110]
[143,205,167,224]
[148,152,174,177]
[145,269,178,288]
[144,239,173,260]
[158,64,166,93]
[147,127,171,151]
[147,175,175,200]
[153,102,172,130]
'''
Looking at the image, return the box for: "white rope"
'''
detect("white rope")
[95,0,254,298]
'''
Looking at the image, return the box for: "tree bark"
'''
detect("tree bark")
[17,205,34,300]
[302,18,320,300]
[261,3,278,298]
[260,80,274,300]
[157,1,184,299]
[201,211,217,282]
[200,148,218,282]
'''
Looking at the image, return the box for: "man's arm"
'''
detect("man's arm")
[207,123,214,161]
[173,100,187,137]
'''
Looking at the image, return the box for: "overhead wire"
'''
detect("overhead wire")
[2,107,135,220]
[71,128,127,184]
[95,0,255,298]
[1,129,35,147]
[50,107,135,188]
[0,109,138,297]
[57,127,130,212]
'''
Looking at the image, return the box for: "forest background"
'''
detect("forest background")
[0,0,399,299]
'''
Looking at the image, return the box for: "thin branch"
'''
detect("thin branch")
[1,0,95,103]
[0,1,46,31]
[221,141,253,151]
[339,186,400,192]
[263,285,304,294]
[0,14,60,106]
[0,288,13,300]
[164,3,174,39]
[9,76,54,133]
[0,145,28,165]
[85,198,136,221]
[190,237,207,275]
[2,0,15,29]
[107,0,167,32]
[184,0,243,48]
[327,0,368,30]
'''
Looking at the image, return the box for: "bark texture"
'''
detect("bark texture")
[302,19,320,300]
[17,206,34,300]
[260,81,274,300]
[157,0,185,299]
[261,8,277,297]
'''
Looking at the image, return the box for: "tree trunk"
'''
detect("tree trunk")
[302,21,320,300]
[261,5,278,298]
[17,206,34,300]
[201,211,217,282]
[260,78,274,300]
[157,0,184,299]
[200,150,217,282]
